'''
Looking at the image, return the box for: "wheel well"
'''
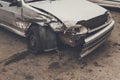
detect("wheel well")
[26,22,55,36]
[26,22,57,51]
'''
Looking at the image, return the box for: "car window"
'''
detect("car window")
[1,0,17,3]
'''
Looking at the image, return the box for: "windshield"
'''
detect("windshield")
[24,0,46,3]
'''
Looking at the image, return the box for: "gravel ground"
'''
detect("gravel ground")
[0,11,120,80]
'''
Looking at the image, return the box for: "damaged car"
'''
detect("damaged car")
[88,0,120,8]
[0,0,114,58]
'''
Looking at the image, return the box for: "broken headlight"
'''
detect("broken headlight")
[65,25,88,35]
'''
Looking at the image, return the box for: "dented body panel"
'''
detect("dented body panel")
[0,0,114,58]
[27,0,107,25]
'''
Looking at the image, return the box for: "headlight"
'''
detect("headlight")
[65,25,88,35]
[75,25,88,35]
[49,22,64,31]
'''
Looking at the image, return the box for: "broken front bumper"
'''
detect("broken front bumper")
[80,20,114,58]
[59,19,114,58]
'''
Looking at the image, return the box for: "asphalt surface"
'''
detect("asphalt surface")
[0,11,120,80]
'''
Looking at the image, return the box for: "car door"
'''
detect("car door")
[0,0,23,32]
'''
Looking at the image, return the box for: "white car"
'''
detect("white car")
[88,0,120,8]
[0,0,114,58]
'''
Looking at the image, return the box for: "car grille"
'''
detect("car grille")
[77,12,109,30]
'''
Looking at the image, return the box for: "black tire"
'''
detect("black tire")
[27,24,57,54]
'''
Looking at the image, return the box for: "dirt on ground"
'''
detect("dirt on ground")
[0,10,120,80]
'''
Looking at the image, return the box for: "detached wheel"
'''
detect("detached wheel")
[27,24,57,54]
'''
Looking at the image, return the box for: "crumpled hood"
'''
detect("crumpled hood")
[28,0,107,26]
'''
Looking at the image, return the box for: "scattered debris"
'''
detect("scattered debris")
[99,69,102,72]
[93,61,104,67]
[79,59,88,69]
[48,62,61,69]
[25,75,34,80]
[106,54,111,58]
[1,68,7,72]
[54,78,63,80]
[113,43,120,46]
[88,69,93,73]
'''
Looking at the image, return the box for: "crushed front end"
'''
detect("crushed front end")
[59,11,114,58]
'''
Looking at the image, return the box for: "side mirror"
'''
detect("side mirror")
[9,0,22,7]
